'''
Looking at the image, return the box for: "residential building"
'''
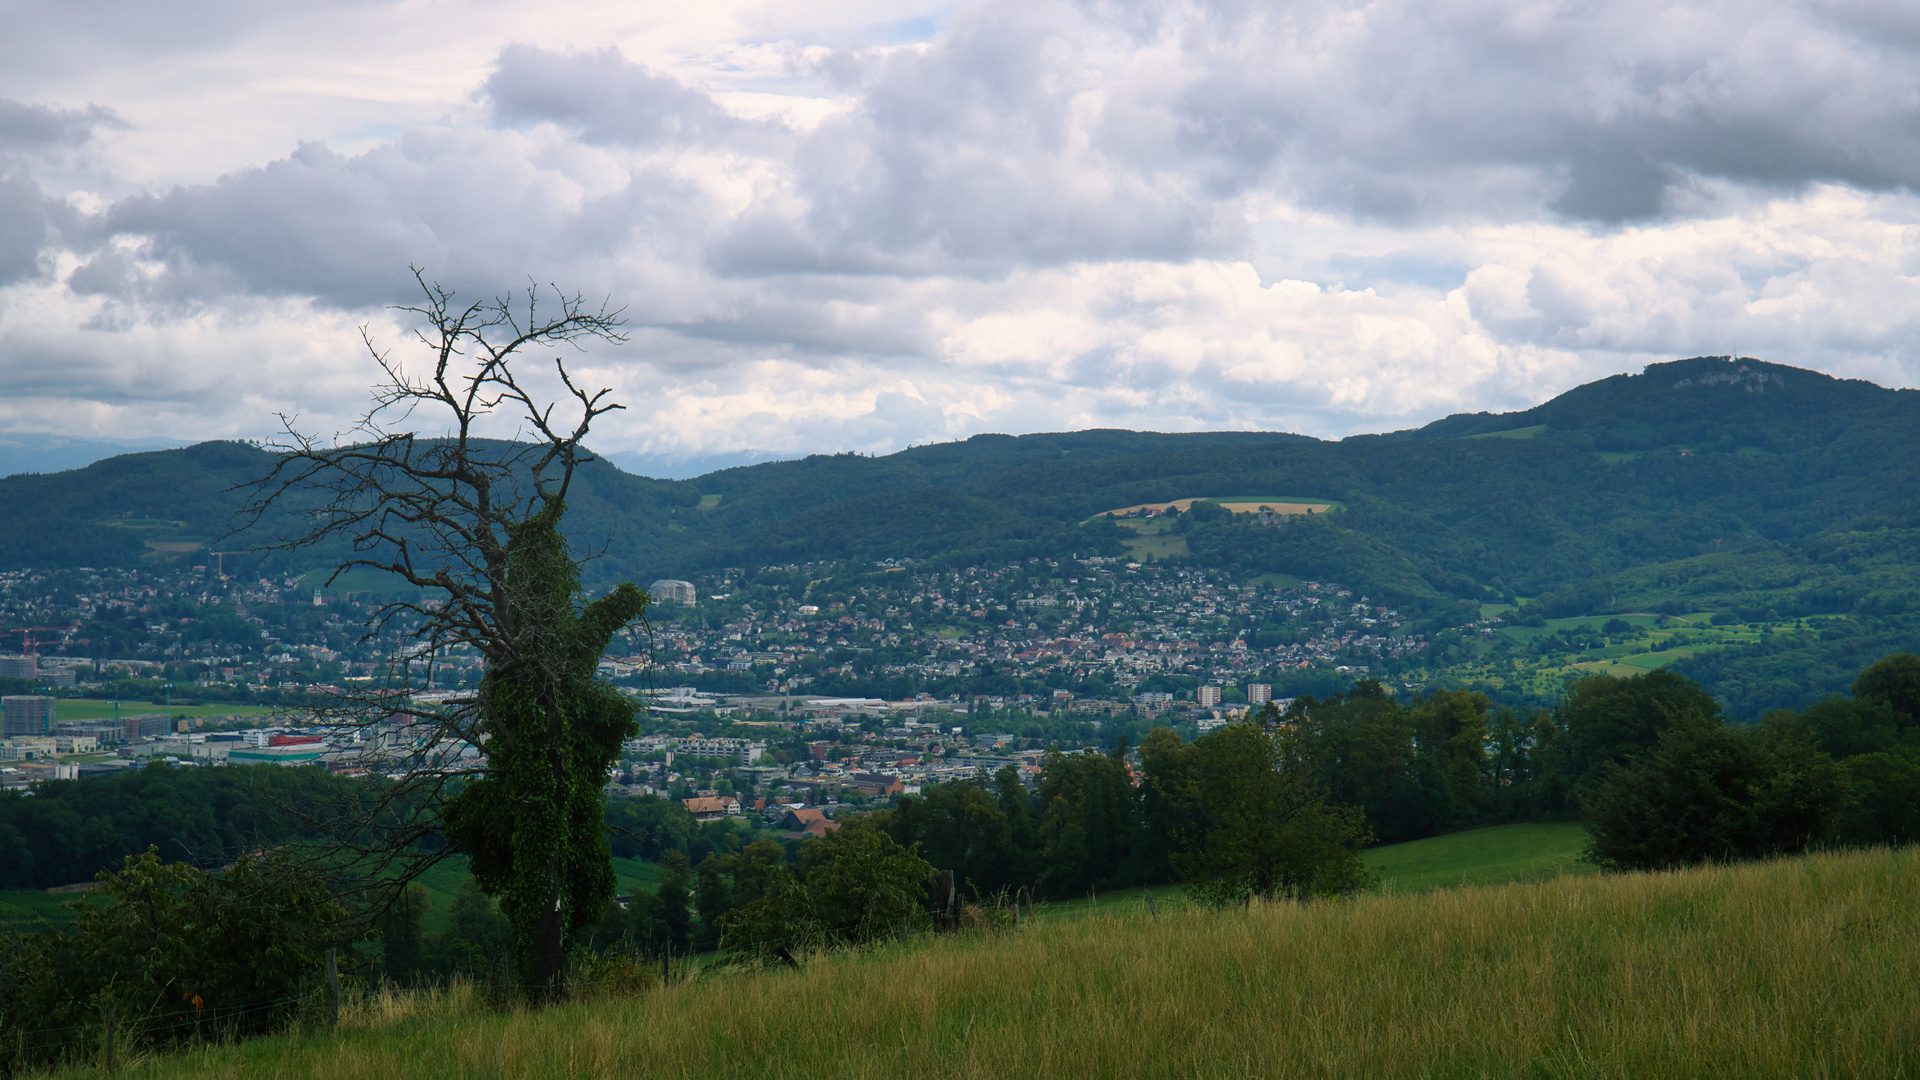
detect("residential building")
[1197,685,1223,707]
[54,719,123,746]
[1247,683,1272,705]
[776,806,840,839]
[648,579,696,605]
[122,714,172,741]
[2,695,55,736]
[682,795,737,820]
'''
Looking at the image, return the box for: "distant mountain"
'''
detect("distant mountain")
[1402,355,1907,454]
[0,358,1913,636]
[0,433,192,478]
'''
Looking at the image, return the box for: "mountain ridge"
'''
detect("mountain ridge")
[0,357,1911,640]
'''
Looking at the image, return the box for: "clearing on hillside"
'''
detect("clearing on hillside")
[1365,822,1593,894]
[1093,495,1340,519]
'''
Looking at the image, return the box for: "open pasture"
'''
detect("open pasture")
[50,698,278,722]
[1094,495,1340,518]
[1463,423,1549,439]
[1365,822,1594,894]
[1496,612,1666,644]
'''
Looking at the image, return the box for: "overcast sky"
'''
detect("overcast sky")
[3,0,1919,476]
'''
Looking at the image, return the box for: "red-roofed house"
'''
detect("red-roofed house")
[776,807,841,839]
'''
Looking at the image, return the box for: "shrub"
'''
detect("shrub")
[1582,716,1847,871]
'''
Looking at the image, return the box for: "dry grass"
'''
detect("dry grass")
[71,848,1920,1079]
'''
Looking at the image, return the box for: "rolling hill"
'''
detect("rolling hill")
[0,355,1914,639]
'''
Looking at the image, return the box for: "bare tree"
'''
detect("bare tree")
[240,270,650,999]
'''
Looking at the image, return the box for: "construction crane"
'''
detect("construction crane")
[1,626,74,657]
[208,551,244,579]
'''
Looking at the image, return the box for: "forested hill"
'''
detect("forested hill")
[1,356,1915,633]
[1402,355,1908,454]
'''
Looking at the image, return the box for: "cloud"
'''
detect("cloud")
[0,97,122,286]
[485,44,768,150]
[0,98,122,154]
[2,0,1920,460]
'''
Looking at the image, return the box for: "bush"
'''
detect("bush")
[1582,716,1847,872]
[716,824,934,963]
[1837,747,1920,845]
[0,849,353,1074]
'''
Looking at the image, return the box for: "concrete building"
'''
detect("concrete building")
[54,719,123,746]
[2,695,55,736]
[1197,685,1223,708]
[121,714,171,741]
[1247,683,1272,705]
[0,655,36,679]
[648,579,696,605]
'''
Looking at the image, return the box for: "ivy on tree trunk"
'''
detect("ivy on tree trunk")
[444,507,649,997]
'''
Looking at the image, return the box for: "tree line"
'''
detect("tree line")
[683,655,1920,925]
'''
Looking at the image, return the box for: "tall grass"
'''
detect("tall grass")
[69,847,1920,1078]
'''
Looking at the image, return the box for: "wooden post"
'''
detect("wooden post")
[1145,887,1157,920]
[104,1000,114,1073]
[325,948,341,1027]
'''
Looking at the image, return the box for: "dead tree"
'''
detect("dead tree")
[239,269,650,1000]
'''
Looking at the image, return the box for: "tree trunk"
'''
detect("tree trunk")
[527,699,571,999]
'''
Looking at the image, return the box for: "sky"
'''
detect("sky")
[3,0,1920,478]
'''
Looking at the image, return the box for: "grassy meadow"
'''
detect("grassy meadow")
[1366,821,1594,893]
[50,699,277,723]
[56,846,1919,1079]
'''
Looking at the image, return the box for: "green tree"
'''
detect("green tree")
[1143,712,1372,904]
[0,849,350,1074]
[433,879,514,977]
[1582,715,1848,871]
[880,779,1014,893]
[1293,683,1438,843]
[1836,746,1920,845]
[1035,743,1142,897]
[244,272,646,999]
[1553,670,1722,789]
[1853,653,1920,721]
[376,882,433,985]
[717,823,933,961]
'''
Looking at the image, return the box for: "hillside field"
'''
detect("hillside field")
[59,846,1918,1079]
[1365,821,1594,893]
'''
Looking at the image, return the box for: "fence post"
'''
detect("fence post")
[104,1000,115,1073]
[325,948,341,1027]
[1145,887,1158,921]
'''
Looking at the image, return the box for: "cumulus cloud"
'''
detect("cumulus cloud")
[2,0,1919,463]
[0,97,120,285]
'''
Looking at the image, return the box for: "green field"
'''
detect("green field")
[79,847,1920,1079]
[0,888,83,932]
[1365,822,1593,894]
[1198,495,1348,511]
[51,698,278,722]
[1464,423,1548,439]
[1496,612,1667,643]
[406,855,663,933]
[1113,519,1190,561]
